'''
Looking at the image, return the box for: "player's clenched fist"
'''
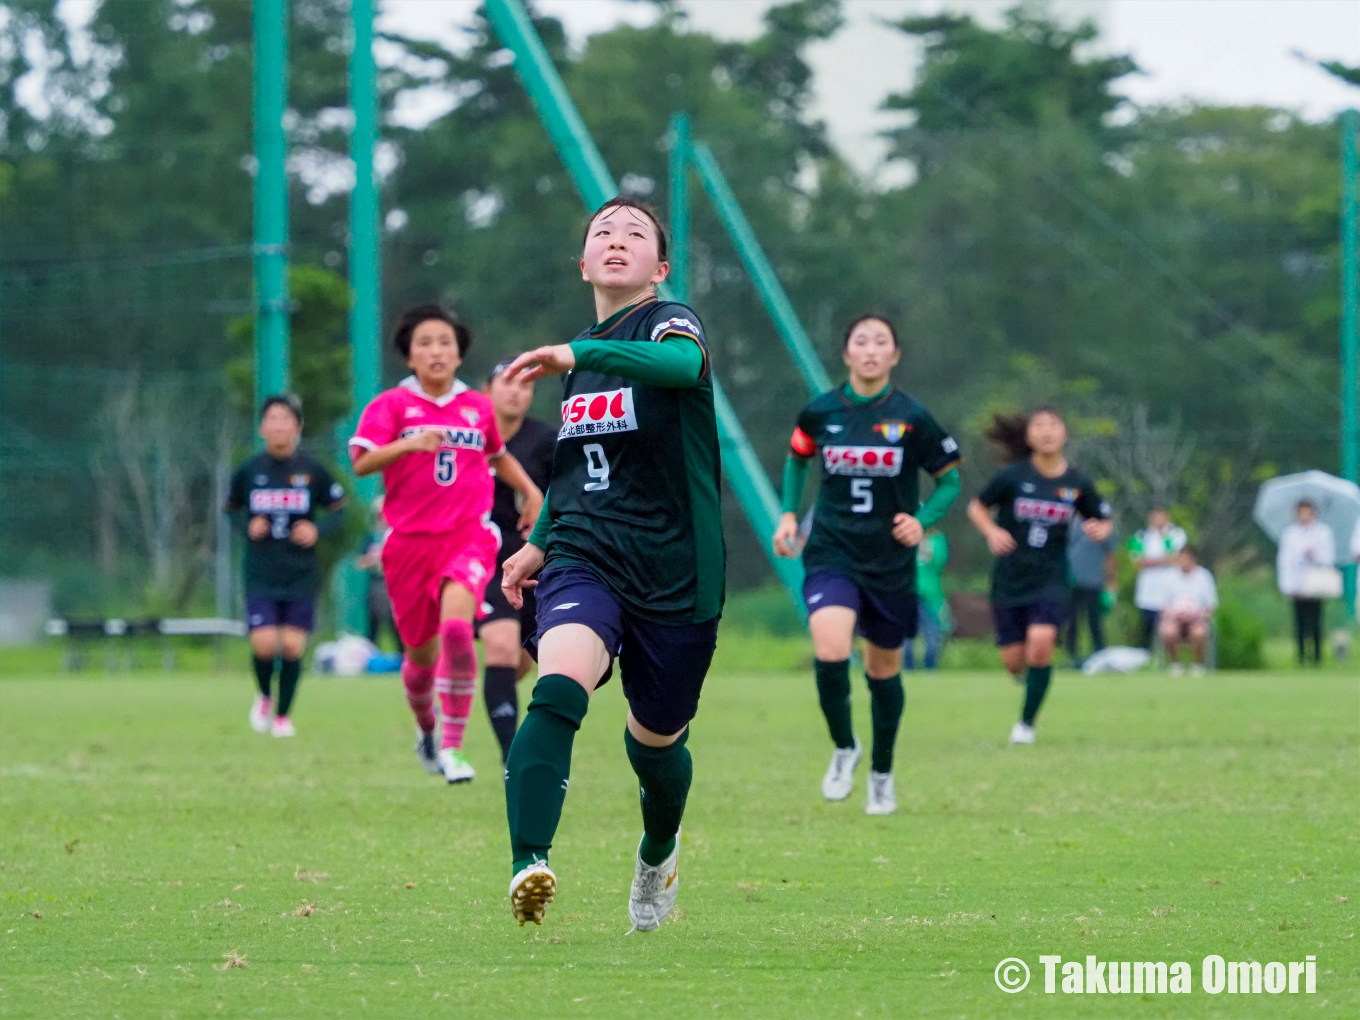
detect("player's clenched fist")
[248,515,270,541]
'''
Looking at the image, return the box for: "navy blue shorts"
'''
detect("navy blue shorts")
[803,570,918,650]
[528,564,718,736]
[246,596,315,633]
[992,601,1068,647]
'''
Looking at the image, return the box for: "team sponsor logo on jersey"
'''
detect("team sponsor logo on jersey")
[289,474,311,487]
[1014,498,1075,524]
[825,424,844,433]
[255,475,269,485]
[559,387,637,440]
[1056,487,1081,503]
[1021,482,1036,493]
[249,488,311,513]
[649,317,701,342]
[460,408,481,425]
[397,424,487,451]
[822,445,903,477]
[873,420,911,443]
[404,406,424,418]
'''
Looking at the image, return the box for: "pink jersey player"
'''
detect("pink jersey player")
[351,305,543,785]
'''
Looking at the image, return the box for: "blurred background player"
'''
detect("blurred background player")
[478,358,556,765]
[968,409,1112,745]
[225,395,346,738]
[1159,545,1217,675]
[499,196,723,932]
[1129,506,1186,650]
[773,314,961,814]
[356,496,402,653]
[350,305,543,784]
[1065,513,1117,667]
[906,527,950,672]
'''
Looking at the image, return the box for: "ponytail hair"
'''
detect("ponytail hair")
[985,406,1064,464]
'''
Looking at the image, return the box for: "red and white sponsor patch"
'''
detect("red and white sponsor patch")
[822,445,903,477]
[559,387,637,440]
[1014,498,1075,524]
[249,488,311,513]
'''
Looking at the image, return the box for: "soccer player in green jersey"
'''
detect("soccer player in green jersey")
[774,315,962,814]
[967,410,1112,744]
[498,197,724,930]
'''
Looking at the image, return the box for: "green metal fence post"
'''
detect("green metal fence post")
[1341,109,1358,619]
[253,0,290,408]
[669,112,690,303]
[334,0,382,636]
[484,0,804,601]
[692,141,832,395]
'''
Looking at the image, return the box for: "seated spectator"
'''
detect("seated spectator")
[1158,546,1217,676]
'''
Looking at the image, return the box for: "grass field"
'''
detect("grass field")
[1,661,1356,1018]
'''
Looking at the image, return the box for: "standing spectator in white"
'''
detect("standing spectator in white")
[1128,506,1187,650]
[1158,546,1217,676]
[1276,499,1336,665]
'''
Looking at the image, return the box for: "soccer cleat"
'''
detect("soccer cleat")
[270,715,295,738]
[1189,663,1206,678]
[415,730,441,776]
[1169,662,1185,677]
[438,748,475,784]
[865,771,897,815]
[249,696,272,734]
[509,860,556,926]
[821,738,862,801]
[628,832,680,933]
[1009,721,1036,745]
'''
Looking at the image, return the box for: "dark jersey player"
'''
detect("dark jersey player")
[477,358,556,764]
[498,196,724,933]
[967,409,1112,745]
[225,395,346,738]
[774,314,961,815]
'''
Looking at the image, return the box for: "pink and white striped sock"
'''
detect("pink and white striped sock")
[401,657,436,735]
[436,619,477,752]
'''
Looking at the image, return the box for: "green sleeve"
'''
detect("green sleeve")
[569,336,704,388]
[781,455,811,515]
[527,488,552,549]
[915,468,960,530]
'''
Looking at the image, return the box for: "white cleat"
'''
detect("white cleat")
[270,715,295,738]
[1189,663,1206,678]
[509,860,556,926]
[821,738,862,801]
[437,748,475,784]
[865,771,897,815]
[1009,721,1036,745]
[249,696,272,734]
[415,730,441,775]
[628,833,680,933]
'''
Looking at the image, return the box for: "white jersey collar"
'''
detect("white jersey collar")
[399,375,468,407]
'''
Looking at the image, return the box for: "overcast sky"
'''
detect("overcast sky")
[382,0,1360,179]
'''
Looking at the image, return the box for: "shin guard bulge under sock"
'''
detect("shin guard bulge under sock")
[1022,665,1053,726]
[505,674,589,873]
[436,619,477,751]
[483,665,519,763]
[866,673,904,773]
[276,658,302,717]
[814,658,855,749]
[625,728,692,867]
[252,656,275,700]
[401,657,436,734]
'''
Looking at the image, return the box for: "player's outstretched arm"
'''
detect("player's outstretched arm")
[350,429,442,476]
[490,451,545,533]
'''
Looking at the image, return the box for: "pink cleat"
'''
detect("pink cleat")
[270,715,295,738]
[250,696,272,734]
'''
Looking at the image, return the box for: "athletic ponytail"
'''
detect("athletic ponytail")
[986,406,1064,464]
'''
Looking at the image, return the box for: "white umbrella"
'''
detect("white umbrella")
[1252,470,1360,552]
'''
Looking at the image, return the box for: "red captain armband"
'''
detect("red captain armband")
[789,427,816,458]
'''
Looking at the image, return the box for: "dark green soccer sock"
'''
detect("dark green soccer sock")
[625,728,692,866]
[814,658,855,749]
[1021,665,1052,726]
[276,658,301,716]
[252,656,275,699]
[867,673,904,773]
[505,674,589,874]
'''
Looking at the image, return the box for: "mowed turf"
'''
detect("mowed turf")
[0,662,1356,1019]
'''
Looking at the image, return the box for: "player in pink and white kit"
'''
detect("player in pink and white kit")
[351,305,543,784]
